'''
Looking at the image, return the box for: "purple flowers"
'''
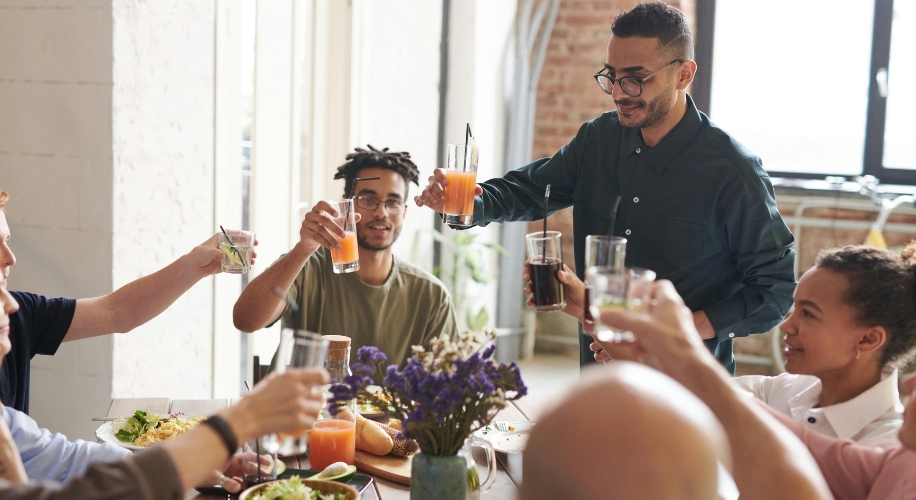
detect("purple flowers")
[328,336,527,456]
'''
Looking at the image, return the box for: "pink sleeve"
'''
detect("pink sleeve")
[775,410,888,500]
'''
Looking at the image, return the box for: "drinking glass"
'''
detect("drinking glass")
[241,437,279,489]
[310,399,356,471]
[587,266,628,342]
[588,267,657,342]
[583,236,627,331]
[329,198,359,274]
[525,231,566,311]
[442,143,478,227]
[627,267,656,314]
[274,329,330,456]
[217,229,255,274]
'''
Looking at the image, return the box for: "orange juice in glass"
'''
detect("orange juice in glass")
[329,199,359,273]
[309,417,356,470]
[443,143,478,227]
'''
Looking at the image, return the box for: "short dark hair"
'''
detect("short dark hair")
[815,242,916,368]
[334,145,420,198]
[611,1,694,61]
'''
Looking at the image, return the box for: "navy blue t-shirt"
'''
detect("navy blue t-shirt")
[0,291,76,413]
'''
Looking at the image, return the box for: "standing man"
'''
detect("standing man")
[234,146,457,366]
[415,2,795,373]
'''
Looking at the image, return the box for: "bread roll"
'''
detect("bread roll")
[355,412,393,455]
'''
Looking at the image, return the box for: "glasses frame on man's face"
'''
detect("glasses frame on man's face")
[355,195,405,216]
[594,59,685,97]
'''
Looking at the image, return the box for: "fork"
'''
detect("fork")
[494,420,509,432]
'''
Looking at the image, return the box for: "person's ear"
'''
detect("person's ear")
[677,60,697,91]
[858,325,887,356]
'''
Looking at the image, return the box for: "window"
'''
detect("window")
[705,0,916,184]
[881,0,916,171]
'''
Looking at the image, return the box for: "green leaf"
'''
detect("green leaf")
[467,307,488,331]
[478,241,510,258]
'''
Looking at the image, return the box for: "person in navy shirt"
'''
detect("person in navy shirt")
[0,188,255,413]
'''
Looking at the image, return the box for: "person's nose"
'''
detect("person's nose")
[0,243,16,271]
[779,310,797,336]
[372,202,389,219]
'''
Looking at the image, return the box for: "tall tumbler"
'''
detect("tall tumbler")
[583,236,627,331]
[525,231,566,312]
[442,143,478,227]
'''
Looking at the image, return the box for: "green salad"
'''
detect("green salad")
[114,410,161,443]
[251,476,348,500]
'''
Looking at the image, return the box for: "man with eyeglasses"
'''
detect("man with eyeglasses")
[234,145,457,366]
[415,2,796,374]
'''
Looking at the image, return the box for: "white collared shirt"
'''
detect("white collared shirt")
[734,368,903,445]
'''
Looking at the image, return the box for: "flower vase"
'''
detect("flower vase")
[410,438,497,500]
[410,452,467,500]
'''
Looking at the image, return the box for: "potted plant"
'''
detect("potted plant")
[327,331,527,499]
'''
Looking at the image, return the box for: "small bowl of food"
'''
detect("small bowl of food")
[239,475,360,500]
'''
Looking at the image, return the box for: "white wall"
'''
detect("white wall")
[0,0,115,440]
[0,0,239,440]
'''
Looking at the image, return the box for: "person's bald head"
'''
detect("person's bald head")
[521,362,728,500]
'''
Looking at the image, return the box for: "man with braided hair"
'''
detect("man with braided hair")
[234,145,457,366]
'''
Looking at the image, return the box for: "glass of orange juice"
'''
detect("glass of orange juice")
[442,143,478,227]
[310,399,357,471]
[329,198,359,274]
[274,329,329,456]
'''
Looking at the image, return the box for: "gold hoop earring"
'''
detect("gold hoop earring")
[856,349,861,360]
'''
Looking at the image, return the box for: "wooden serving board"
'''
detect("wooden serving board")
[354,450,412,485]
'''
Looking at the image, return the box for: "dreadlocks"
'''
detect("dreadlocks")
[334,145,420,198]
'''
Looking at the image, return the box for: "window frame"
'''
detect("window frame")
[695,0,916,185]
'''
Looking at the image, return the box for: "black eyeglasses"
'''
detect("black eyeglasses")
[355,195,405,215]
[594,59,684,97]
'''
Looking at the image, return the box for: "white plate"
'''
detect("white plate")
[474,421,534,454]
[95,421,144,450]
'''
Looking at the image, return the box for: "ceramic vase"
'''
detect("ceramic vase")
[410,452,467,500]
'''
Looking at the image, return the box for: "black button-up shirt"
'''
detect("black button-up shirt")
[471,96,796,373]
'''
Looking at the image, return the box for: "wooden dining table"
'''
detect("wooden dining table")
[102,395,551,500]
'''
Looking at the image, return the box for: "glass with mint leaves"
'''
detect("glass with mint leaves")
[327,331,527,500]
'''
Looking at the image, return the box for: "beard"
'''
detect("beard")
[615,84,675,129]
[356,221,402,252]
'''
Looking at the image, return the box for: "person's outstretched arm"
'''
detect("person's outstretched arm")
[64,234,246,342]
[0,369,327,499]
[232,201,359,332]
[601,281,832,500]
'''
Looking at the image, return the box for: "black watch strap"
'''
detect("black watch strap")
[202,415,238,457]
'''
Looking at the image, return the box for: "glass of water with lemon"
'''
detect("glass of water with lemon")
[217,229,255,274]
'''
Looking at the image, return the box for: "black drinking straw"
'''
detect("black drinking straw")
[219,225,246,267]
[542,184,551,262]
[607,195,622,267]
[344,176,381,229]
[244,381,261,486]
[607,195,622,238]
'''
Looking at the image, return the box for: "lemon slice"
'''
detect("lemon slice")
[220,242,245,267]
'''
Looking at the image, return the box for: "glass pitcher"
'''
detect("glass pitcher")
[459,437,497,499]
